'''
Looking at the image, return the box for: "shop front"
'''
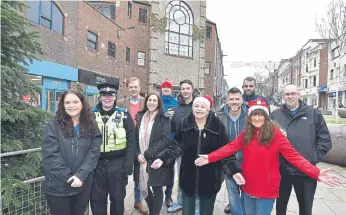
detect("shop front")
[327,91,344,109]
[78,68,119,107]
[26,60,78,113]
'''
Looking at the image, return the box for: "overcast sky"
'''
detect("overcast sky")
[206,0,331,90]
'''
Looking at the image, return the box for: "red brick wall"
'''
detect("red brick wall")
[204,22,216,98]
[319,46,329,86]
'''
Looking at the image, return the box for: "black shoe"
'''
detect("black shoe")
[165,196,173,207]
[224,204,230,214]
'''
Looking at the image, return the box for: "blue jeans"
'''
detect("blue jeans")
[226,177,245,215]
[242,192,275,215]
[134,183,141,203]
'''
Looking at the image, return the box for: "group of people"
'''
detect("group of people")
[42,75,343,215]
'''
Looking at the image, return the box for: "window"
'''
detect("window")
[314,58,317,67]
[128,2,132,18]
[25,1,64,34]
[165,1,194,58]
[87,31,97,50]
[139,8,147,23]
[126,47,131,62]
[108,41,116,57]
[137,52,146,66]
[205,62,210,74]
[206,26,212,39]
[306,64,308,73]
[305,79,308,88]
[330,69,334,79]
[313,76,316,86]
[306,52,308,59]
[89,2,116,20]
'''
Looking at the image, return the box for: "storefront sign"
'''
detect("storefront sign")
[318,85,328,92]
[78,69,119,86]
[327,91,343,97]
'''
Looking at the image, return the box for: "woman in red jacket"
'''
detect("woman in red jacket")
[195,98,342,215]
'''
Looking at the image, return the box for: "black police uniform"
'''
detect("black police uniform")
[90,83,136,215]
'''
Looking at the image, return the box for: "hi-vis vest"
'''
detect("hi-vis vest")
[94,108,127,153]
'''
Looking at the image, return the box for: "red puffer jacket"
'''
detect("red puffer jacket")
[208,127,320,198]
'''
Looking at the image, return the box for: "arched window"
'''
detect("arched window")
[165,1,193,58]
[25,1,64,35]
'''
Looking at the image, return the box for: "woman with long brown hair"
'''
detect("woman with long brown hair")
[42,90,101,215]
[135,92,172,215]
[195,98,342,215]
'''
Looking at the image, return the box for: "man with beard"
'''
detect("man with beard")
[168,79,199,214]
[242,76,269,105]
[271,84,332,215]
[117,77,148,215]
[216,87,247,215]
[91,83,136,215]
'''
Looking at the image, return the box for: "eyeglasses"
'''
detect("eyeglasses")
[284,92,298,97]
[243,85,254,88]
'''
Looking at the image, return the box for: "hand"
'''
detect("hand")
[151,159,163,169]
[233,173,245,185]
[194,155,209,166]
[67,176,83,188]
[318,168,343,187]
[137,154,146,164]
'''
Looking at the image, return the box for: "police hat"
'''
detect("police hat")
[97,83,118,95]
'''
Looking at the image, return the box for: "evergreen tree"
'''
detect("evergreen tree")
[1,1,53,209]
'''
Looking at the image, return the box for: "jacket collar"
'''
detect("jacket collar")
[181,111,222,134]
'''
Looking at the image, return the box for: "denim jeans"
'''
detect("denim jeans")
[182,191,214,215]
[242,192,275,215]
[134,183,141,203]
[225,177,245,215]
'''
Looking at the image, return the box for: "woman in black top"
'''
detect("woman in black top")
[135,92,172,215]
[42,90,101,215]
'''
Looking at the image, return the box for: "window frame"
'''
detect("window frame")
[25,1,64,35]
[205,62,210,75]
[108,41,116,58]
[126,47,131,63]
[206,26,212,39]
[164,1,194,58]
[137,51,146,66]
[139,8,147,23]
[87,31,98,50]
[89,1,116,21]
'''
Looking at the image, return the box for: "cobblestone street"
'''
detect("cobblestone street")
[122,162,346,215]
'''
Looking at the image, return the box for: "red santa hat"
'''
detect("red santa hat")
[160,78,173,89]
[203,95,213,108]
[193,96,212,110]
[247,98,269,116]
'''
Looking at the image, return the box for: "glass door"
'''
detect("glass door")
[46,89,64,113]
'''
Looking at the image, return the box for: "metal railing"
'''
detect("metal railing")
[1,148,90,215]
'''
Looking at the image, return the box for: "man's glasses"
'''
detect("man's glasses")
[284,92,298,97]
[243,85,254,88]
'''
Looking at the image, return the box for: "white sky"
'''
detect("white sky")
[206,0,332,90]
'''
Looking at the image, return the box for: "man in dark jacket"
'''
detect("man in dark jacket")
[242,76,269,105]
[90,82,136,215]
[216,87,247,215]
[168,79,197,213]
[270,84,332,215]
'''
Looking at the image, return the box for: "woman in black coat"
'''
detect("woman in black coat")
[135,92,172,215]
[42,90,101,215]
[151,96,239,215]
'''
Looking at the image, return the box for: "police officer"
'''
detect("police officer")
[91,83,136,215]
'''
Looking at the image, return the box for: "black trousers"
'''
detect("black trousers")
[46,188,91,215]
[145,186,164,215]
[165,162,175,198]
[276,174,317,215]
[90,158,128,215]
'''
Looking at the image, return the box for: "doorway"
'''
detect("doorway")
[46,89,64,113]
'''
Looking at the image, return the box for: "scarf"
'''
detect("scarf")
[138,110,158,199]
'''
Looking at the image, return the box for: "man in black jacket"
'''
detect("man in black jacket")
[270,84,332,215]
[90,83,136,215]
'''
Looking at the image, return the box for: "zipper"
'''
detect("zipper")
[194,129,202,212]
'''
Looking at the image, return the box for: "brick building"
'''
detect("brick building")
[23,0,224,111]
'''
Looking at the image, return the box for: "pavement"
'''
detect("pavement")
[119,162,346,215]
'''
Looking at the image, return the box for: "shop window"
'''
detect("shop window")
[46,90,63,113]
[25,1,64,35]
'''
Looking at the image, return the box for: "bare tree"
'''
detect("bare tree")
[316,0,346,122]
[254,70,271,98]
